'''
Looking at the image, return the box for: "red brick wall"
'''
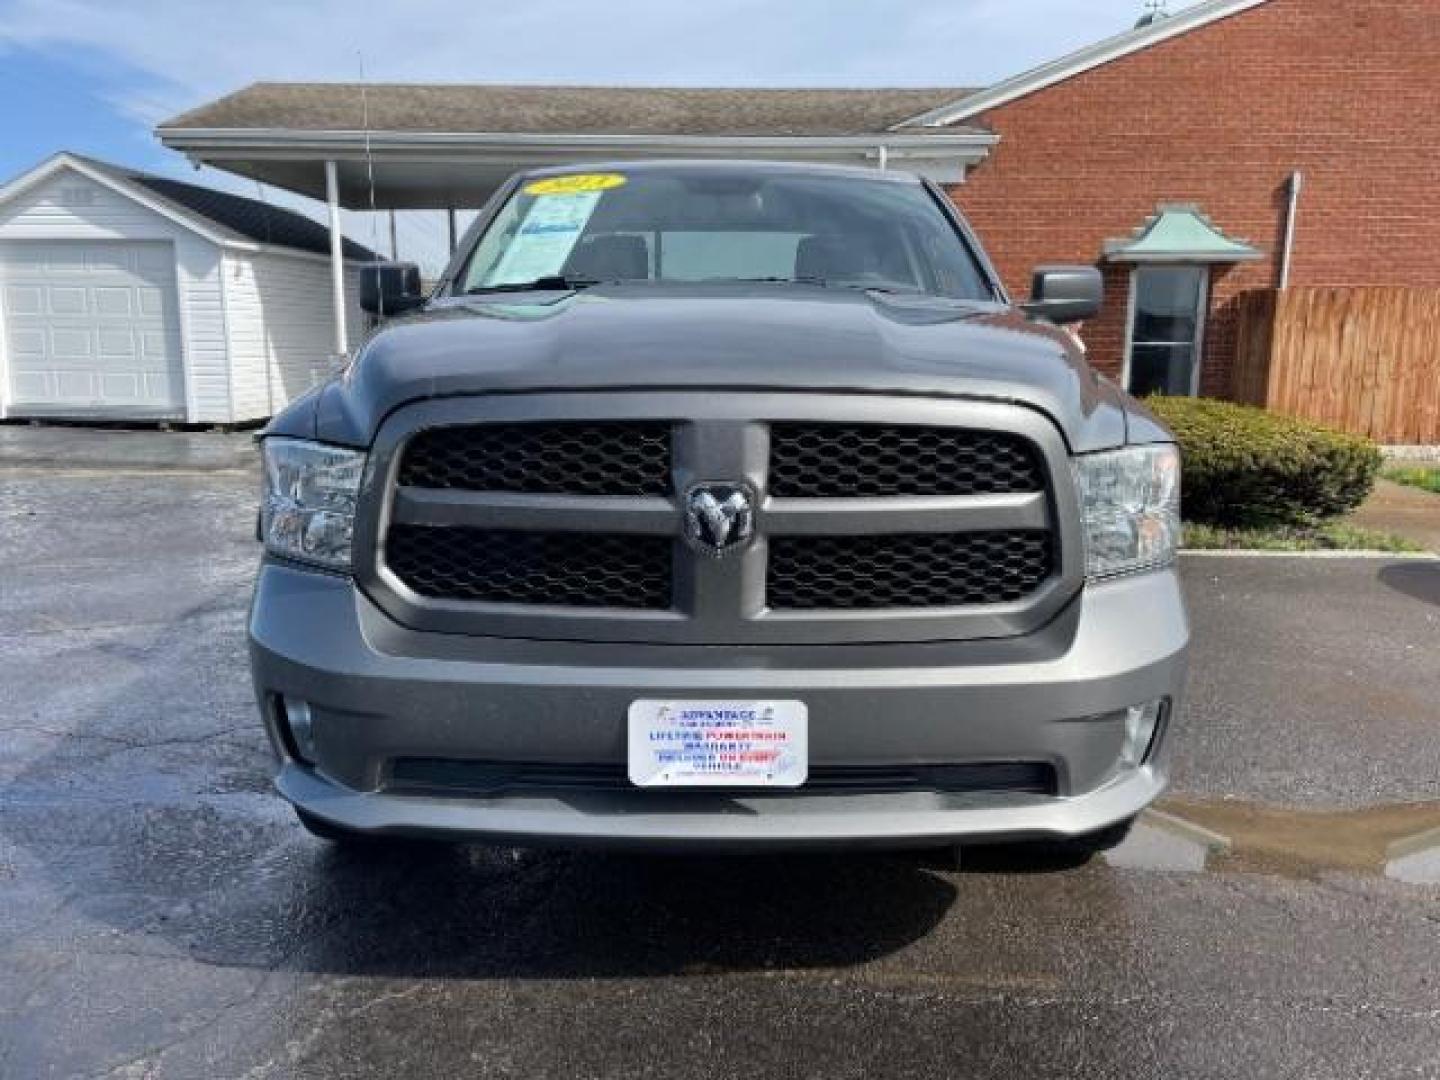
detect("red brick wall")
[947,0,1440,397]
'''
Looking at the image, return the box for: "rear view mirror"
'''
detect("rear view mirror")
[1022,265,1103,324]
[360,261,425,318]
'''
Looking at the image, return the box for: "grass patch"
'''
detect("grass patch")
[1183,522,1426,552]
[1382,465,1440,495]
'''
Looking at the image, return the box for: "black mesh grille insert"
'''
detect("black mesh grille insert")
[387,526,672,608]
[399,422,672,496]
[769,423,1044,498]
[387,758,1057,797]
[768,531,1053,610]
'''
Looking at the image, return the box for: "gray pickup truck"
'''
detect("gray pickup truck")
[251,160,1187,857]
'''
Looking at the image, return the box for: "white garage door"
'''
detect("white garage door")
[1,240,185,418]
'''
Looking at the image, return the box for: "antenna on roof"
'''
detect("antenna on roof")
[1135,0,1170,27]
[357,50,385,314]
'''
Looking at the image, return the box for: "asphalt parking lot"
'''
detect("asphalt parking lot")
[2,428,1438,1079]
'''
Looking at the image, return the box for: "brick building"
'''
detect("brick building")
[912,0,1440,399]
[153,0,1438,419]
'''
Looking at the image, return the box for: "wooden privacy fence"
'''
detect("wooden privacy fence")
[1231,287,1440,444]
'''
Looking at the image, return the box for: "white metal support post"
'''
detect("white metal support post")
[324,160,348,358]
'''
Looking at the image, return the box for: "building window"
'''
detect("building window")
[1124,265,1209,397]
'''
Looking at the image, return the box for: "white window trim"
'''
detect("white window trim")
[1121,264,1210,397]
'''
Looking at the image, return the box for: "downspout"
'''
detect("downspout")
[1279,170,1302,289]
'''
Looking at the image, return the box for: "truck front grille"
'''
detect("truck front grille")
[769,423,1043,498]
[767,531,1054,610]
[387,526,673,609]
[399,421,672,496]
[365,396,1076,644]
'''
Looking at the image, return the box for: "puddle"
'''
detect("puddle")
[1105,799,1440,884]
[1386,826,1440,885]
[1104,809,1226,873]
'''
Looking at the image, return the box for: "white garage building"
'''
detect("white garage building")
[0,152,374,424]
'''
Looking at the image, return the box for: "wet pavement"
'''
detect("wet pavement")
[2,429,1439,1079]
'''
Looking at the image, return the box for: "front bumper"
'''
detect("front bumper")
[250,562,1189,849]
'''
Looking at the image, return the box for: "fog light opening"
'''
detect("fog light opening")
[1121,699,1166,769]
[276,696,317,764]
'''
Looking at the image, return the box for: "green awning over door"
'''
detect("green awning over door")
[1105,204,1262,264]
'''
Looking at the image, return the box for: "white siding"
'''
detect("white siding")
[221,250,364,421]
[0,167,230,422]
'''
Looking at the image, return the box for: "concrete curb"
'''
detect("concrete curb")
[1181,550,1438,560]
[1383,446,1440,463]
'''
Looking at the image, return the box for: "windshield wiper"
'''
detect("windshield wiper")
[728,276,829,286]
[728,276,924,295]
[465,275,600,295]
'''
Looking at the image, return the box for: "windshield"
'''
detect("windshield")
[456,167,994,300]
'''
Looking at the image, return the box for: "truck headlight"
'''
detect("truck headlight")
[260,438,366,571]
[1073,444,1180,579]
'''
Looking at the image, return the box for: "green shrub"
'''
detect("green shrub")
[1144,396,1382,527]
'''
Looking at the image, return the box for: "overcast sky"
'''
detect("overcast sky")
[0,0,1189,270]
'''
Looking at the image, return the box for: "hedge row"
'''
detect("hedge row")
[1143,396,1382,528]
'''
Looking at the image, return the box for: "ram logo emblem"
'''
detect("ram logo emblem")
[683,483,756,558]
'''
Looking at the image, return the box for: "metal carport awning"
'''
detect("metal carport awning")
[155,128,998,210]
[156,124,997,358]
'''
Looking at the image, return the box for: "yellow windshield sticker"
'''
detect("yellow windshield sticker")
[523,173,627,196]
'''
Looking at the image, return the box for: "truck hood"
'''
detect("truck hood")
[308,283,1134,451]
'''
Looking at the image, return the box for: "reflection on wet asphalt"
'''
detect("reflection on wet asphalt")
[1388,830,1440,885]
[1103,809,1228,873]
[2,432,1439,1079]
[1105,802,1440,884]
[1162,799,1440,883]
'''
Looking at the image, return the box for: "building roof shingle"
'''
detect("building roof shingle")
[75,154,377,259]
[160,83,983,137]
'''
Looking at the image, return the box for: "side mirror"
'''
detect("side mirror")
[359,261,425,318]
[1022,265,1103,324]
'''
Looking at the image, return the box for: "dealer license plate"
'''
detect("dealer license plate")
[627,700,808,788]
